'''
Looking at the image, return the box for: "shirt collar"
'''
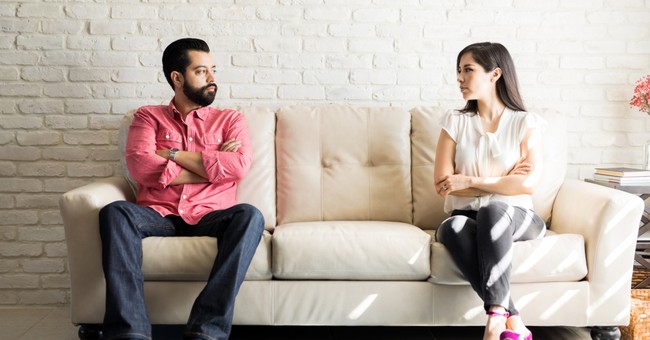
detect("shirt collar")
[168,99,209,121]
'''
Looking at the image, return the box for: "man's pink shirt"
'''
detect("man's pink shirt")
[125,100,252,225]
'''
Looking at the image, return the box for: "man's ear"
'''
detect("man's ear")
[171,71,183,90]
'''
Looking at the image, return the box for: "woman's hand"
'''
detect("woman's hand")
[436,174,472,197]
[508,156,532,176]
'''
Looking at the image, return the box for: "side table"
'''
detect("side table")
[585,179,650,288]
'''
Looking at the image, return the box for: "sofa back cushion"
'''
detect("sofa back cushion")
[276,105,412,225]
[118,107,277,229]
[410,107,567,229]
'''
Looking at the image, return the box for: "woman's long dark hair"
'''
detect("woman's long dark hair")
[457,42,526,114]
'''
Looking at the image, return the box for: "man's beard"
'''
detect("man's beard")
[183,81,218,107]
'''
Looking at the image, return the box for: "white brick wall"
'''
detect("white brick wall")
[0,0,649,307]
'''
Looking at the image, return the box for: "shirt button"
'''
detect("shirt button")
[182,195,187,200]
[179,209,184,214]
[189,137,193,142]
[165,134,170,139]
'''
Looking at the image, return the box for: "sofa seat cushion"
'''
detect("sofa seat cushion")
[429,231,587,284]
[272,221,431,280]
[141,230,272,281]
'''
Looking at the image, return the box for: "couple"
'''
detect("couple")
[100,38,544,340]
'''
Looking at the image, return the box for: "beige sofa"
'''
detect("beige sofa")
[60,105,644,339]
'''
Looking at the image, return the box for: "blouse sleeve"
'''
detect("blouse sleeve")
[440,110,461,143]
[518,111,547,141]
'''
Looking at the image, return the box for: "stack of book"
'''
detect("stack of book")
[592,167,650,186]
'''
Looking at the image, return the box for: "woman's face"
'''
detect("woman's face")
[456,52,495,102]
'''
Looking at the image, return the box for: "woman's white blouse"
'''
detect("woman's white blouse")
[441,108,546,213]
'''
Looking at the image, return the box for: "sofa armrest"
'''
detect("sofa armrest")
[59,176,135,323]
[550,178,644,325]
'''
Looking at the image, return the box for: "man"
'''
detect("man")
[99,38,264,340]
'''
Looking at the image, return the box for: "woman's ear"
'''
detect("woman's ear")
[491,68,502,82]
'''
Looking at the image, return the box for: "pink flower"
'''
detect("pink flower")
[630,75,650,116]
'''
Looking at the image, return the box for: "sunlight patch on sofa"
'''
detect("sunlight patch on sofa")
[348,294,378,320]
[540,289,579,320]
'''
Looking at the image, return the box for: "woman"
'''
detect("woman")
[434,42,546,340]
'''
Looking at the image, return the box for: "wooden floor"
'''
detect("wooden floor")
[0,306,593,340]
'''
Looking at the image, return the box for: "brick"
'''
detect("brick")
[278,85,325,100]
[15,194,60,209]
[16,131,61,146]
[0,291,19,304]
[0,4,16,17]
[254,70,301,84]
[0,256,18,270]
[112,36,159,51]
[21,67,66,82]
[351,70,396,85]
[560,56,605,70]
[40,51,90,67]
[18,226,64,242]
[326,86,372,100]
[43,84,91,99]
[16,35,63,50]
[67,163,114,177]
[280,54,325,69]
[19,290,67,305]
[42,147,89,161]
[45,116,88,130]
[349,39,394,53]
[90,51,138,67]
[0,146,40,161]
[41,19,84,34]
[353,8,399,22]
[305,8,351,21]
[63,131,110,145]
[67,36,111,51]
[39,210,63,225]
[326,54,372,69]
[303,38,347,52]
[372,86,420,101]
[256,7,302,21]
[0,242,41,256]
[111,5,158,19]
[18,163,66,177]
[0,18,39,33]
[281,22,327,36]
[0,116,43,129]
[64,4,110,20]
[90,149,120,162]
[0,161,16,176]
[303,70,349,85]
[0,67,18,81]
[209,6,256,20]
[253,38,301,53]
[232,54,277,68]
[230,85,276,99]
[65,100,111,114]
[18,100,64,115]
[0,84,41,97]
[43,178,92,193]
[0,210,39,225]
[140,22,184,36]
[0,178,42,193]
[0,274,39,289]
[160,6,208,20]
[112,68,158,83]
[89,20,136,35]
[41,273,70,288]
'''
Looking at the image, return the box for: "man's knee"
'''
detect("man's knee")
[235,203,265,230]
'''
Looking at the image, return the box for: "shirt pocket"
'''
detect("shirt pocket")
[156,130,183,149]
[203,133,223,151]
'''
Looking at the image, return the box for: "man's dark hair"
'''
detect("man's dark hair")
[162,38,210,89]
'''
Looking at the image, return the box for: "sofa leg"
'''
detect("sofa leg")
[78,324,102,340]
[590,326,620,340]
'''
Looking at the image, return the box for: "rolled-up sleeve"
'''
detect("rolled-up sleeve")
[125,108,182,189]
[200,111,253,183]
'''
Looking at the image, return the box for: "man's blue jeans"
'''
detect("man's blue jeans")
[98,201,264,340]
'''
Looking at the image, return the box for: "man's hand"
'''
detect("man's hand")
[155,149,170,159]
[220,139,241,152]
